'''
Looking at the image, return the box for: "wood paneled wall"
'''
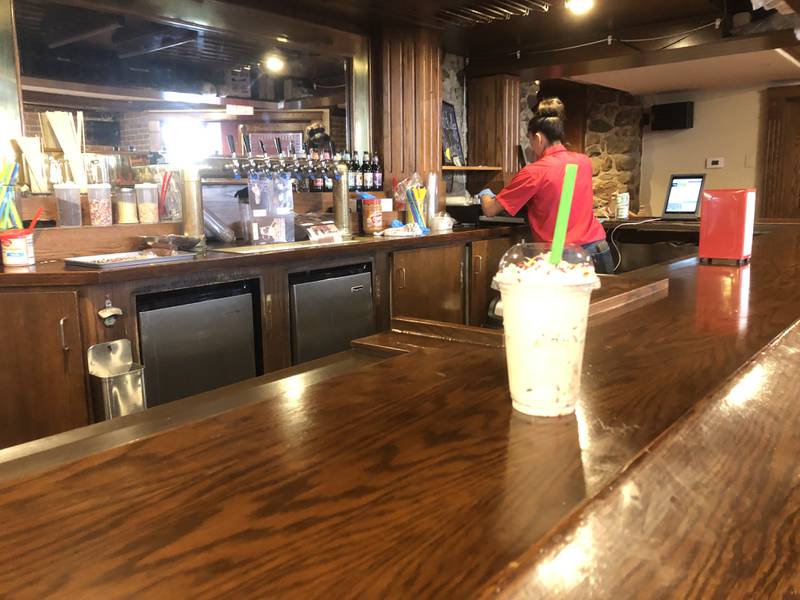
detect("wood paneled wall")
[467,75,520,190]
[761,85,800,219]
[538,79,587,154]
[380,28,442,207]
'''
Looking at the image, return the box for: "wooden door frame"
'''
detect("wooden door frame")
[760,84,800,219]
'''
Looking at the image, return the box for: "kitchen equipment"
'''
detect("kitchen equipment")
[64,250,195,269]
[181,166,206,247]
[135,183,159,223]
[137,280,262,406]
[699,188,756,264]
[289,263,375,364]
[87,339,146,419]
[333,161,353,239]
[53,182,82,226]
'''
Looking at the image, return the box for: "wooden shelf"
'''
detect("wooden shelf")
[442,166,502,172]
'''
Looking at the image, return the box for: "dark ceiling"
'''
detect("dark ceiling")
[222,0,755,56]
[14,0,346,90]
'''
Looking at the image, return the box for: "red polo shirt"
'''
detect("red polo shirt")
[496,145,606,246]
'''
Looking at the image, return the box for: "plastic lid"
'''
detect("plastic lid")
[87,183,111,188]
[120,187,134,192]
[134,183,158,188]
[53,182,80,189]
[493,242,599,289]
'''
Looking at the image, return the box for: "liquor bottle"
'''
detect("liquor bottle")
[323,158,334,192]
[372,153,383,192]
[344,151,355,192]
[351,151,363,191]
[361,151,373,191]
[313,156,325,192]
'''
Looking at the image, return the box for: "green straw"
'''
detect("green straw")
[549,163,578,266]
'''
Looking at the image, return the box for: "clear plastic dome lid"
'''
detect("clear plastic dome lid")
[492,242,599,290]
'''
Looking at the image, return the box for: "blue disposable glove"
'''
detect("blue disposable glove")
[478,188,495,200]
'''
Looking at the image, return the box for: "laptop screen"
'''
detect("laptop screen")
[663,175,705,219]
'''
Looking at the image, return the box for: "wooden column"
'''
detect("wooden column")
[380,28,442,207]
[467,75,520,190]
[0,0,22,156]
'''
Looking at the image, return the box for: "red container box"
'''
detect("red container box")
[699,188,756,263]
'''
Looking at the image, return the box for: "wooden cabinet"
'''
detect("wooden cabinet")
[0,291,89,449]
[467,75,520,190]
[392,245,466,324]
[469,237,513,327]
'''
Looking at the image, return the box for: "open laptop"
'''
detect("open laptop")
[661,174,706,221]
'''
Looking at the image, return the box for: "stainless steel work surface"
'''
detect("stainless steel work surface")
[139,293,256,406]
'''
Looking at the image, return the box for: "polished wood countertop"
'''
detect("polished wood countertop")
[1,227,799,597]
[0,226,519,287]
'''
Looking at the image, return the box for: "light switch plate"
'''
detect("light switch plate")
[706,157,725,169]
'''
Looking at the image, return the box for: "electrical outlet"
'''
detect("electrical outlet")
[706,157,725,169]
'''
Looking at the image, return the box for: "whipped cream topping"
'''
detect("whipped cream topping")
[493,251,600,288]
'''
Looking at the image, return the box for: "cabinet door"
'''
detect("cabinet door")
[469,237,512,327]
[0,291,88,448]
[392,245,466,324]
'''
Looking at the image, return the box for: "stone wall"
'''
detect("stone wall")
[442,53,467,194]
[519,79,541,163]
[584,86,643,214]
[442,53,467,158]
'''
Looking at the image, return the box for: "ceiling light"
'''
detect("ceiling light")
[276,35,289,43]
[565,0,594,15]
[264,54,285,73]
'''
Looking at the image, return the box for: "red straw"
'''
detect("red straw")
[0,207,43,239]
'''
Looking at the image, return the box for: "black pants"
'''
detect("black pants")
[582,240,614,274]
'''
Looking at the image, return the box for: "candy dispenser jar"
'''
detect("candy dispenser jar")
[53,183,82,227]
[135,183,159,224]
[87,184,112,226]
[115,187,138,224]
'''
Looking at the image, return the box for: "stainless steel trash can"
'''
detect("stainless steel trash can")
[87,339,147,419]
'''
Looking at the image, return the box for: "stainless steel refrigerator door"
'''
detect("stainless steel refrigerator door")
[290,271,375,364]
[139,293,256,406]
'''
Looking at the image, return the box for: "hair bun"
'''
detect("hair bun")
[536,97,566,121]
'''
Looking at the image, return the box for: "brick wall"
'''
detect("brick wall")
[119,112,160,152]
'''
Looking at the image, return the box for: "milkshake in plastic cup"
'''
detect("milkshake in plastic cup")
[493,243,600,417]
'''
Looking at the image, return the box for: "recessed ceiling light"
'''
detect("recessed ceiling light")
[276,35,289,43]
[264,54,285,73]
[565,0,594,15]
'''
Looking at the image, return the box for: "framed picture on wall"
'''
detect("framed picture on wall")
[441,101,465,167]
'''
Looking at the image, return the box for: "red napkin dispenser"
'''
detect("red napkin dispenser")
[699,188,756,264]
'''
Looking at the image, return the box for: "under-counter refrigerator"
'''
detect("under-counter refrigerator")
[137,279,263,406]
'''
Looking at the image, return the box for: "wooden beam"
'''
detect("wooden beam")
[466,29,800,80]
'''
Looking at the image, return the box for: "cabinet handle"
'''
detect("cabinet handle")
[474,255,483,275]
[397,267,406,289]
[265,294,273,332]
[58,317,69,351]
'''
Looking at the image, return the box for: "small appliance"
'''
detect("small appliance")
[698,188,756,265]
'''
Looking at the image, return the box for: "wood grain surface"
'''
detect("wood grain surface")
[0,226,521,287]
[484,319,800,599]
[1,228,800,597]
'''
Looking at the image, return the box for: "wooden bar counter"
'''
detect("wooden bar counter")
[1,227,800,597]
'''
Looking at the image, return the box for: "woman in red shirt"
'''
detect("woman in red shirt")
[480,98,613,273]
